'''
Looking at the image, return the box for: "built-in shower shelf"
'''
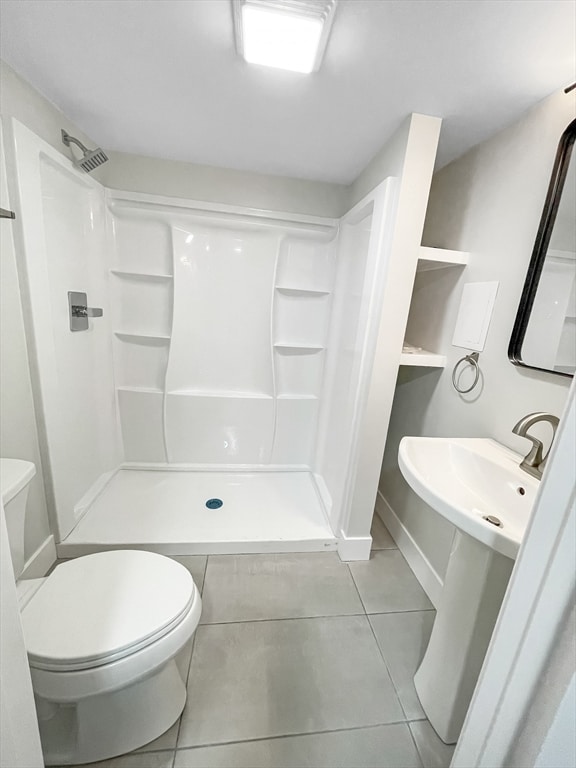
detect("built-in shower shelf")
[167,389,273,399]
[274,343,324,352]
[111,269,173,280]
[278,393,318,400]
[117,386,164,394]
[400,344,447,368]
[114,331,171,342]
[417,246,469,272]
[275,286,331,296]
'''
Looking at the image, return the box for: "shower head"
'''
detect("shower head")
[61,129,108,173]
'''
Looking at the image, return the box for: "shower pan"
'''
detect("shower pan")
[5,118,397,559]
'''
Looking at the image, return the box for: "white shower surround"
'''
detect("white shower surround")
[6,118,398,558]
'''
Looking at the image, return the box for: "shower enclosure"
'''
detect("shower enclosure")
[6,118,398,558]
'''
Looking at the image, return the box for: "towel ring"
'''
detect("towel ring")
[452,352,480,394]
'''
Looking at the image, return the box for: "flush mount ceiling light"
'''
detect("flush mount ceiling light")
[233,0,337,74]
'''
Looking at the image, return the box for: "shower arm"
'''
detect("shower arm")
[61,130,89,154]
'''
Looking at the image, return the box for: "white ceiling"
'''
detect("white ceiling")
[1,0,574,184]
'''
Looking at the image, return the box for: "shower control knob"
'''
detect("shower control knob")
[71,306,103,318]
[68,291,103,331]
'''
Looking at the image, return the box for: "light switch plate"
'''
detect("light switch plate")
[452,281,499,352]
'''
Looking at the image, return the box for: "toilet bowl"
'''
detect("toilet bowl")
[1,459,202,765]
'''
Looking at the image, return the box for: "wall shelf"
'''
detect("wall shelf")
[111,269,173,280]
[400,344,446,368]
[117,386,164,394]
[417,246,469,272]
[167,389,273,398]
[274,343,324,352]
[114,331,171,342]
[275,286,331,297]
[277,394,318,400]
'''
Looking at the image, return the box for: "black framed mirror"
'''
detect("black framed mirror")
[509,118,576,377]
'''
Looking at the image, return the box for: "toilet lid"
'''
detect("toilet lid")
[21,550,195,671]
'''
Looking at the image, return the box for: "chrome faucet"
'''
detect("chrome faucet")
[512,412,560,480]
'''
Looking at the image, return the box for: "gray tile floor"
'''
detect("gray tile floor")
[58,517,455,768]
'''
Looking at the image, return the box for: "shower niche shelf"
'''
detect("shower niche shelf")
[275,286,331,297]
[111,269,173,280]
[114,333,170,390]
[166,389,273,399]
[114,332,171,342]
[274,343,324,352]
[278,393,319,400]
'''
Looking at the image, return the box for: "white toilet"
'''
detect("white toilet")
[1,458,202,765]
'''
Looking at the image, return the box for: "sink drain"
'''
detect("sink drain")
[483,515,503,528]
[206,498,223,510]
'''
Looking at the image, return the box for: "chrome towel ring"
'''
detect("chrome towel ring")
[452,352,480,394]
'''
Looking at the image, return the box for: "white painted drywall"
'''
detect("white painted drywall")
[0,122,52,564]
[0,59,106,183]
[534,674,576,768]
[102,152,349,218]
[343,114,442,540]
[0,504,43,768]
[348,117,414,206]
[0,58,348,218]
[379,89,575,582]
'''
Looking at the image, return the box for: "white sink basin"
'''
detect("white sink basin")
[399,437,539,560]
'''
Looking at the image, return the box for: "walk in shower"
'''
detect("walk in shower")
[6,119,396,558]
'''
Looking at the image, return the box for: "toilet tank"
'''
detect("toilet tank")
[0,459,36,578]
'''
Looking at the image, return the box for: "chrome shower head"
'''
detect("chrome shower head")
[61,129,108,173]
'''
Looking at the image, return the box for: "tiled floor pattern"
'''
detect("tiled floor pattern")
[57,516,456,768]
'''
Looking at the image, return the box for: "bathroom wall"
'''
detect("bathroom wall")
[108,192,337,467]
[0,59,107,569]
[0,59,106,182]
[0,506,43,767]
[379,89,575,589]
[0,61,348,219]
[0,123,53,568]
[343,114,442,544]
[348,116,416,205]
[102,152,349,218]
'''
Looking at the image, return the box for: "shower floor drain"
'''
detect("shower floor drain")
[206,498,223,509]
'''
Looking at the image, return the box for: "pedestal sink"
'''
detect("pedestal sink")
[398,437,539,744]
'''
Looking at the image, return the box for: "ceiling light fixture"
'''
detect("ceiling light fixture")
[233,0,337,74]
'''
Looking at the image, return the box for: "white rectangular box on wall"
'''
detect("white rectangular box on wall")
[452,281,499,352]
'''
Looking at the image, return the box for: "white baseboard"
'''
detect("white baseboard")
[338,531,372,561]
[375,490,443,607]
[21,535,56,578]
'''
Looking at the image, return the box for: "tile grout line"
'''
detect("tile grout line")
[407,720,428,768]
[199,608,435,628]
[174,717,426,756]
[347,558,414,725]
[171,556,211,766]
[134,716,430,758]
[198,611,369,627]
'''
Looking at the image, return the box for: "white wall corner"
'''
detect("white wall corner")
[20,534,56,579]
[337,531,372,561]
[375,490,443,607]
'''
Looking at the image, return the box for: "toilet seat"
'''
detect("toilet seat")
[21,550,195,672]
